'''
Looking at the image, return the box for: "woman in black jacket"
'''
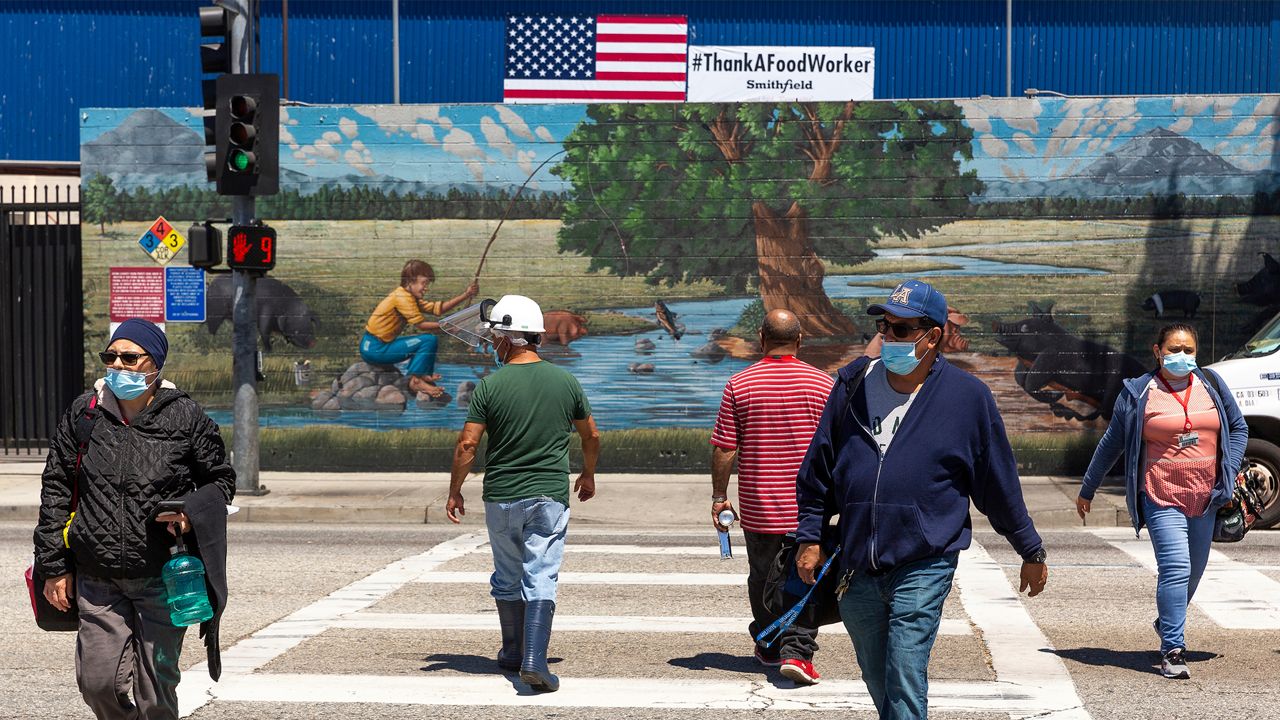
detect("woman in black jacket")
[33,318,235,720]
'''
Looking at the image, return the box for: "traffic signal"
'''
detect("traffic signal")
[214,74,279,196]
[187,221,223,269]
[226,224,277,271]
[198,4,234,182]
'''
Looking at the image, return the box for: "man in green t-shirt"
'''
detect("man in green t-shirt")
[447,294,599,694]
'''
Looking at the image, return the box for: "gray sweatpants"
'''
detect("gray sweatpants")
[76,574,186,720]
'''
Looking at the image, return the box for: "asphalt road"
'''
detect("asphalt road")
[3,522,1279,719]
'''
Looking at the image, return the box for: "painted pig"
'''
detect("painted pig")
[1142,289,1201,318]
[542,310,589,346]
[206,275,318,352]
[990,302,1144,421]
[1237,253,1280,306]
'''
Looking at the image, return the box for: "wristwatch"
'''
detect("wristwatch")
[712,494,728,503]
[1022,547,1048,564]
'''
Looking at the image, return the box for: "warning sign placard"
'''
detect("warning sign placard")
[109,267,165,322]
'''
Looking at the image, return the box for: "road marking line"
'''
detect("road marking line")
[207,673,1070,713]
[412,570,747,585]
[182,535,1076,716]
[957,544,1091,719]
[330,611,973,636]
[564,544,724,555]
[565,528,729,536]
[178,533,488,718]
[1090,528,1280,629]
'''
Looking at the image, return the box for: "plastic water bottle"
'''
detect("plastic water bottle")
[162,536,214,627]
[717,509,736,560]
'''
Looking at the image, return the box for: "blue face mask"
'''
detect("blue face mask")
[881,335,926,376]
[1162,351,1197,377]
[104,368,157,400]
[492,337,507,368]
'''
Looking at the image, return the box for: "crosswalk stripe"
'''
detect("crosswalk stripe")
[330,611,974,636]
[181,532,1113,717]
[1090,527,1280,629]
[413,571,746,585]
[178,533,489,718]
[563,544,724,555]
[206,673,1075,713]
[956,544,1090,719]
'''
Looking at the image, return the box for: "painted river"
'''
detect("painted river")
[208,243,1106,431]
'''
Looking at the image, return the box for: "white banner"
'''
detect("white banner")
[686,46,874,102]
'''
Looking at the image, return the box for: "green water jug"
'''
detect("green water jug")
[162,536,213,627]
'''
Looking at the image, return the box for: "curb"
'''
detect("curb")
[0,504,1129,528]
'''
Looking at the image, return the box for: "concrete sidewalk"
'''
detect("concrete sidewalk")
[0,461,1129,529]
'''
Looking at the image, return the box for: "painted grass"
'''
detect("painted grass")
[874,216,1157,249]
[82,218,724,392]
[826,257,963,276]
[225,426,715,473]
[84,215,1271,400]
[223,425,1097,475]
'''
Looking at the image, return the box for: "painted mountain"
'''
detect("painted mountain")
[81,109,206,189]
[980,127,1278,201]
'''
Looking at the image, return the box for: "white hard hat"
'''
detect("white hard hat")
[487,294,545,333]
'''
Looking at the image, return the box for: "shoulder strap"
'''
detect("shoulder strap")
[1201,368,1227,402]
[839,362,872,432]
[70,395,99,511]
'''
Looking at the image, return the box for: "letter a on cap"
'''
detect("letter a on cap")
[890,285,913,305]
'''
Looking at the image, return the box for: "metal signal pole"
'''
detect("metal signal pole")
[221,0,265,495]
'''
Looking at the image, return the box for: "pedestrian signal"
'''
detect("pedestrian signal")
[226,224,277,271]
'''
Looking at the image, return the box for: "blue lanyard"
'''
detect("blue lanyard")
[754,545,841,649]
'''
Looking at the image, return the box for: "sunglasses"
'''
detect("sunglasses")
[99,351,150,366]
[875,318,929,340]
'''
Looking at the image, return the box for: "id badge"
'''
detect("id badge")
[1177,431,1199,448]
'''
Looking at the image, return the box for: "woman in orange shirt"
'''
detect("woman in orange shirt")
[1076,323,1247,680]
[360,259,478,397]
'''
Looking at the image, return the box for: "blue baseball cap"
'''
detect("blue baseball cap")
[867,279,948,327]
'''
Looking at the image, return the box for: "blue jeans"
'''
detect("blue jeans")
[1143,493,1215,653]
[839,553,958,720]
[485,497,570,602]
[359,331,437,377]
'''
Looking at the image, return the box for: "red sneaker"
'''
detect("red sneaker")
[780,658,821,685]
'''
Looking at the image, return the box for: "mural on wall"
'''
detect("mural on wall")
[79,95,1280,470]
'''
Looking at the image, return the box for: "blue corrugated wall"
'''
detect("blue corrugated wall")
[4,0,1280,160]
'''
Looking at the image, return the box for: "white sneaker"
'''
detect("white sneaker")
[1161,648,1190,679]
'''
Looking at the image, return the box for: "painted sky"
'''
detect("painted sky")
[81,96,1280,191]
[957,96,1280,182]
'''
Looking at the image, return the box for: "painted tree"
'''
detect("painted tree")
[82,174,120,235]
[554,101,981,336]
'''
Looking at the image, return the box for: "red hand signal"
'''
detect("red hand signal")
[232,232,251,262]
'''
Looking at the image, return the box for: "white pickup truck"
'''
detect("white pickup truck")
[1208,312,1280,528]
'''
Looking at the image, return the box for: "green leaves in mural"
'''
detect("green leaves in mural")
[83,174,121,236]
[554,101,981,336]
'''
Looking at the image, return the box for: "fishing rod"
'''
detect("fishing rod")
[473,148,566,281]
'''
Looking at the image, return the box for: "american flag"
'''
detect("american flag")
[503,14,687,103]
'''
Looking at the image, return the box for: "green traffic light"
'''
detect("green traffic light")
[228,149,252,172]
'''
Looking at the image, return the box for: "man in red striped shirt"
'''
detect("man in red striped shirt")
[711,308,835,686]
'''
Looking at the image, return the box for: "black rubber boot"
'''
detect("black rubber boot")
[520,600,559,692]
[495,599,525,671]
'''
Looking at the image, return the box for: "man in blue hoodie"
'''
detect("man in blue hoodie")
[795,279,1049,719]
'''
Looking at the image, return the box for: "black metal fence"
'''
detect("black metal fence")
[1,185,83,455]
